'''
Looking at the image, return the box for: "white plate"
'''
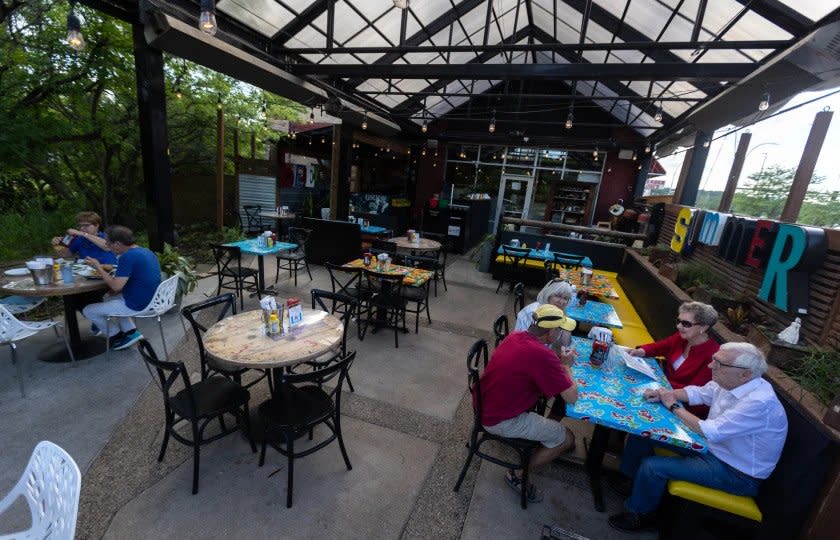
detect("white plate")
[4,268,28,277]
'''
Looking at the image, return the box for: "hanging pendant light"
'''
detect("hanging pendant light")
[644,142,651,154]
[758,92,770,112]
[421,147,426,156]
[361,111,368,130]
[66,2,85,51]
[309,108,315,125]
[489,110,496,133]
[565,111,573,130]
[592,146,598,159]
[631,151,637,161]
[199,0,218,36]
[421,119,428,133]
[393,0,409,9]
[654,103,663,123]
[703,138,711,148]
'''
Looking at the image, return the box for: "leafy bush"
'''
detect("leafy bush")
[677,261,724,290]
[0,204,78,261]
[786,349,840,406]
[156,243,198,296]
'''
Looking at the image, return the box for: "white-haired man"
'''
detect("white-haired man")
[608,342,788,533]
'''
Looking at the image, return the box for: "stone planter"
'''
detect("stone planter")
[648,249,673,267]
[659,261,678,282]
[747,323,809,369]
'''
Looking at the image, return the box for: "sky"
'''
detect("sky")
[655,87,840,194]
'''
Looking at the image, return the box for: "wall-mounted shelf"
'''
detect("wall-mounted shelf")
[544,182,594,226]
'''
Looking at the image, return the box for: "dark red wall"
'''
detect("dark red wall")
[412,144,447,223]
[593,151,637,223]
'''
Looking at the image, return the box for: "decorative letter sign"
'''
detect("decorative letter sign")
[758,225,826,313]
[670,207,694,253]
[744,220,778,268]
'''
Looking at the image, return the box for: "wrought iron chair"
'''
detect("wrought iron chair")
[258,351,355,508]
[275,227,313,287]
[242,204,263,235]
[453,339,540,509]
[0,441,81,539]
[493,314,509,347]
[181,293,267,388]
[495,245,531,293]
[209,243,260,310]
[362,270,407,348]
[324,262,371,339]
[513,282,525,316]
[310,288,357,392]
[138,339,255,495]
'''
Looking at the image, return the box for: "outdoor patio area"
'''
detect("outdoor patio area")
[0,255,642,540]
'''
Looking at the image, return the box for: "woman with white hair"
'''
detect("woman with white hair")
[515,279,577,346]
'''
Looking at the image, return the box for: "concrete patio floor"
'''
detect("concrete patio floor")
[0,255,651,539]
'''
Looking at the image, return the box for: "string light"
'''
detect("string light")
[637,163,642,170]
[565,111,573,130]
[216,94,223,110]
[758,92,770,112]
[654,103,663,123]
[66,2,85,51]
[198,0,217,36]
[592,146,598,160]
[321,136,325,144]
[421,147,426,156]
[703,138,711,148]
[175,87,183,99]
[631,151,637,161]
[290,129,296,140]
[644,142,651,154]
[361,111,368,130]
[309,108,315,125]
[488,110,496,133]
[421,119,427,133]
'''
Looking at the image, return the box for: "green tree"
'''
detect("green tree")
[731,165,824,220]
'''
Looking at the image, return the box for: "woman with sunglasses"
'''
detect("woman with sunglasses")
[628,301,719,418]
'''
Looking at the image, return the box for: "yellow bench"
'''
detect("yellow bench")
[595,271,653,347]
[653,447,762,522]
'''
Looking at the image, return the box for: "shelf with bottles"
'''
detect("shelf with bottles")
[544,182,594,226]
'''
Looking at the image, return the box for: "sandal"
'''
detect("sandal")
[504,470,544,503]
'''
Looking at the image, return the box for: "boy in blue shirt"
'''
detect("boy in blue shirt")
[82,226,161,351]
[51,211,117,265]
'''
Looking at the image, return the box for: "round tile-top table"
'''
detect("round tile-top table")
[392,237,441,252]
[203,308,343,371]
[0,276,108,362]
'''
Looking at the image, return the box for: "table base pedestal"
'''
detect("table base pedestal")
[38,337,106,363]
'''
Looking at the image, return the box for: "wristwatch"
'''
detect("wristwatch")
[668,402,682,412]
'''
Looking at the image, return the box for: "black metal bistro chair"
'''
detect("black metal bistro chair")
[493,314,509,348]
[275,227,313,287]
[310,288,357,392]
[370,238,397,258]
[181,294,267,388]
[496,245,531,293]
[513,282,525,316]
[242,204,263,235]
[552,252,585,272]
[362,270,407,348]
[209,243,260,310]
[258,351,356,508]
[453,339,540,509]
[419,232,449,296]
[324,262,371,339]
[137,339,255,495]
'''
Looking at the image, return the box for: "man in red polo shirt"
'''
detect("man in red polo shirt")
[481,304,579,503]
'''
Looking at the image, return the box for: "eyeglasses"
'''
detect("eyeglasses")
[675,318,696,328]
[712,358,750,369]
[77,222,94,228]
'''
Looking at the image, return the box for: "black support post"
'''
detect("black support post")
[633,156,652,199]
[676,131,710,206]
[132,22,175,251]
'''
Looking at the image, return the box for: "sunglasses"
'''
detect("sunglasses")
[675,318,696,328]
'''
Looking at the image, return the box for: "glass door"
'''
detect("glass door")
[494,174,535,232]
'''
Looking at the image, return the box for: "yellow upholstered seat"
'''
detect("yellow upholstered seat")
[652,447,763,522]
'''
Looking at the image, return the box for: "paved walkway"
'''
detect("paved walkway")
[0,256,651,539]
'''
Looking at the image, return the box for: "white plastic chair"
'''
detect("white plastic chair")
[0,441,82,540]
[1,305,75,397]
[105,275,179,359]
[0,296,46,316]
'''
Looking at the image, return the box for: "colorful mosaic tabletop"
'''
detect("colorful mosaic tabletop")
[557,269,619,299]
[566,337,707,453]
[496,246,593,268]
[565,299,623,328]
[343,258,433,287]
[224,238,297,256]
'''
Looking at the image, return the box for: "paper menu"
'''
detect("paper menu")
[617,346,658,379]
[288,302,304,327]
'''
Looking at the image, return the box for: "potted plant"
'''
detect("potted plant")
[676,261,724,301]
[786,348,840,406]
[647,243,674,267]
[467,233,497,273]
[723,305,751,336]
[156,243,198,305]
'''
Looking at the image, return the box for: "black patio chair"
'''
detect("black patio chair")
[402,278,432,334]
[324,262,371,339]
[493,314,509,347]
[242,205,262,235]
[209,243,260,310]
[362,270,407,348]
[495,245,531,294]
[137,339,255,495]
[513,282,525,316]
[371,239,397,257]
[258,351,356,508]
[415,232,449,296]
[453,339,540,509]
[310,288,357,392]
[275,227,313,287]
[181,294,267,389]
[552,251,585,272]
[544,260,559,283]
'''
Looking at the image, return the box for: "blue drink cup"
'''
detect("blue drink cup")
[61,264,74,284]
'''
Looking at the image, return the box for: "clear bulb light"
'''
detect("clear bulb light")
[66,13,85,51]
[489,119,496,133]
[565,113,573,130]
[309,109,315,125]
[175,88,182,99]
[703,139,711,148]
[361,119,368,130]
[645,143,651,153]
[758,92,770,112]
[421,121,427,133]
[199,0,217,36]
[654,108,663,123]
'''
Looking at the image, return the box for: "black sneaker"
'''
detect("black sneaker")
[108,332,125,348]
[504,470,543,503]
[113,329,143,351]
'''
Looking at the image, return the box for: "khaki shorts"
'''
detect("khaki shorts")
[484,412,567,448]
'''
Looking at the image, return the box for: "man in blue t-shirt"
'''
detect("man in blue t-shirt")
[82,225,161,351]
[51,211,117,265]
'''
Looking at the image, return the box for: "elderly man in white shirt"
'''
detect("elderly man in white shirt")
[608,342,788,533]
